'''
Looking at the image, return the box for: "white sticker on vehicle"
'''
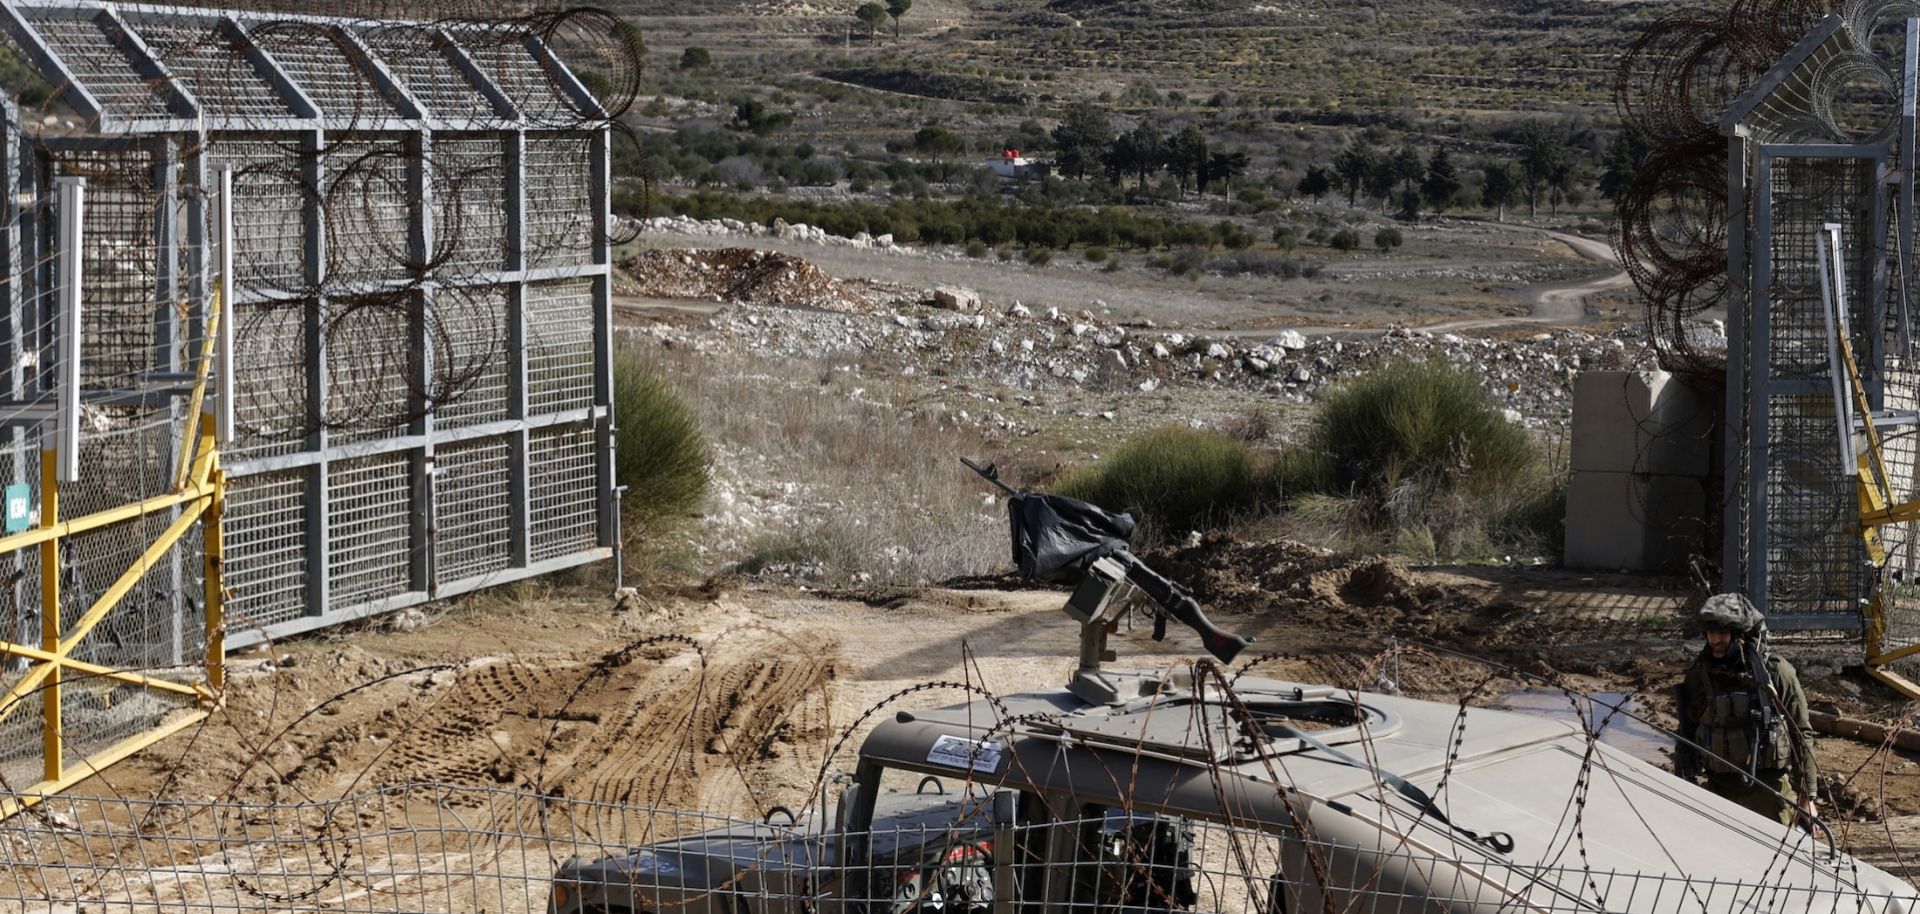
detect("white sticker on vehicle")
[927,735,1004,773]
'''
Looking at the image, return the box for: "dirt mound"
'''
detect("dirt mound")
[1147,533,1550,655]
[620,247,871,312]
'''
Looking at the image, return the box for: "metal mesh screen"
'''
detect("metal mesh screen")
[21,11,176,121]
[323,295,414,443]
[1757,155,1878,621]
[434,436,511,586]
[358,26,494,122]
[131,18,294,122]
[0,443,41,794]
[228,299,307,461]
[325,453,412,611]
[456,28,574,123]
[523,134,592,269]
[431,134,505,277]
[324,138,412,285]
[431,285,507,429]
[529,425,596,563]
[45,146,162,389]
[223,470,308,633]
[245,22,401,121]
[207,137,306,296]
[527,278,594,415]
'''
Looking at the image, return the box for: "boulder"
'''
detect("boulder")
[931,286,982,312]
[1269,330,1308,350]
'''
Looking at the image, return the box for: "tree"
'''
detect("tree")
[1200,150,1249,196]
[886,0,912,38]
[913,124,966,180]
[732,98,792,136]
[1598,131,1645,202]
[1051,102,1115,180]
[1106,121,1166,189]
[1297,165,1331,201]
[1364,160,1395,211]
[1421,148,1462,213]
[1167,125,1208,196]
[678,46,711,70]
[1331,136,1377,206]
[855,2,888,40]
[1481,160,1518,222]
[1006,119,1049,153]
[1518,121,1572,218]
[1397,187,1421,220]
[1388,145,1424,197]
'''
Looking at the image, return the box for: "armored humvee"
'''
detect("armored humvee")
[550,479,1920,914]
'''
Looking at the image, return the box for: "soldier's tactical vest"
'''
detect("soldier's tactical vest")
[1694,670,1792,774]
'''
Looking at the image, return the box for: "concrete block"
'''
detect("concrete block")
[1564,470,1708,572]
[1570,370,1714,477]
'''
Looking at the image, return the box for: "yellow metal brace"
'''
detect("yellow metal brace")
[1840,333,1920,699]
[0,281,228,817]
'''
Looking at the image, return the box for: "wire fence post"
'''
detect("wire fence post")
[36,445,57,784]
[53,175,82,484]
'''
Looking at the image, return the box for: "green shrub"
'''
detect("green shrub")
[1057,427,1278,547]
[1329,228,1361,251]
[1285,360,1551,558]
[964,239,989,258]
[1083,245,1108,263]
[678,46,712,70]
[1374,227,1404,252]
[614,350,711,541]
[1024,246,1054,266]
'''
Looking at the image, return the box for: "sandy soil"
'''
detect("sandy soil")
[51,546,1920,891]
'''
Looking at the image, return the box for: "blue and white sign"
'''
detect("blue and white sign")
[2,484,28,533]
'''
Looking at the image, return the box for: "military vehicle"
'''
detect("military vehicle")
[549,470,1920,914]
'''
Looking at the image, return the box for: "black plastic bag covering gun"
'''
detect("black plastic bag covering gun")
[962,457,1252,664]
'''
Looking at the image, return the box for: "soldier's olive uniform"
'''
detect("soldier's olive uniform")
[1676,649,1818,826]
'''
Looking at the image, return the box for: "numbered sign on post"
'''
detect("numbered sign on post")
[2,484,28,533]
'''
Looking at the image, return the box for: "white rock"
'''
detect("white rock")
[1068,323,1092,337]
[931,286,982,312]
[1138,379,1159,392]
[1205,342,1232,360]
[1269,330,1308,350]
[1006,303,1032,319]
[1503,408,1524,424]
[1288,365,1312,383]
[1245,357,1271,373]
[1151,343,1171,359]
[1020,339,1035,352]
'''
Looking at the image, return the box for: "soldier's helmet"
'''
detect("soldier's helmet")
[1697,592,1764,634]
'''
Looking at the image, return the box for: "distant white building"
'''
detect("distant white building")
[986,149,1046,180]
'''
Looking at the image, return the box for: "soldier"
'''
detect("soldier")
[1673,593,1819,828]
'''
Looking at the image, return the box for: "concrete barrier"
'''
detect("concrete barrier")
[1570,371,1714,477]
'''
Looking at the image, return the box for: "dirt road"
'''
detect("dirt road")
[630,217,1606,332]
[1417,225,1628,334]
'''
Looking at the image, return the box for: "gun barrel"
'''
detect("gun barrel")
[960,457,1022,497]
[1111,552,1252,664]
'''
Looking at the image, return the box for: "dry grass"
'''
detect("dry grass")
[635,342,1007,585]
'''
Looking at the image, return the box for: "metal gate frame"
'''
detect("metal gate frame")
[1735,143,1890,629]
